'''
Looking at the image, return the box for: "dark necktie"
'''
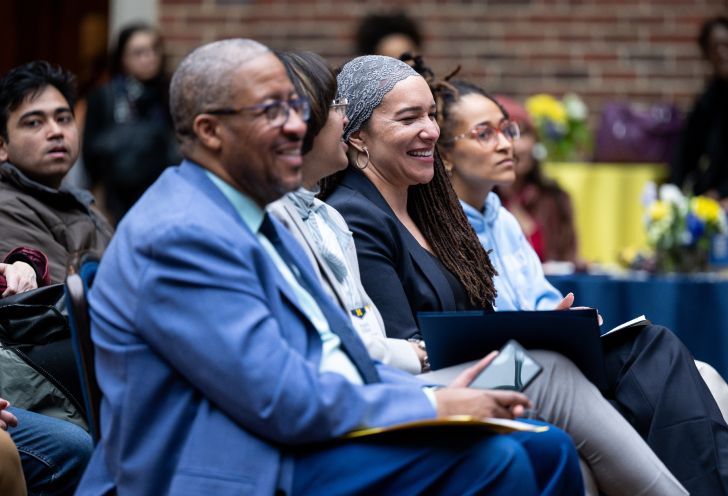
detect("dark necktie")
[259,214,381,384]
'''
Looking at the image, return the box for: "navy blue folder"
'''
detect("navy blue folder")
[417,309,608,390]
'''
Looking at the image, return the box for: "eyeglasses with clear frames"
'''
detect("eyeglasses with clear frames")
[205,97,311,127]
[449,121,520,149]
[330,97,349,117]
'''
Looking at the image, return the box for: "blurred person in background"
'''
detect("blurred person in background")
[670,16,728,207]
[356,11,422,58]
[83,22,178,224]
[494,95,581,267]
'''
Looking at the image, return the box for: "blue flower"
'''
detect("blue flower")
[543,119,566,140]
[686,212,705,244]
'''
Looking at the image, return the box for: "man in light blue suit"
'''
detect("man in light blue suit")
[76,39,582,495]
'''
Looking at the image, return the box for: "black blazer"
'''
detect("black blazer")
[326,168,487,341]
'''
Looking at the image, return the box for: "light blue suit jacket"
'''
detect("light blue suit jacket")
[461,194,563,311]
[77,161,435,495]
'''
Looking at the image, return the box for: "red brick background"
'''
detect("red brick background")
[158,0,727,119]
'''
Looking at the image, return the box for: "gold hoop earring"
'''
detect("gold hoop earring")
[355,147,370,170]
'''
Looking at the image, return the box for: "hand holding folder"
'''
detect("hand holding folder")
[345,346,552,439]
[345,416,548,439]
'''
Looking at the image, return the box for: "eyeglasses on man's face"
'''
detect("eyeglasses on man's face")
[330,97,349,117]
[206,97,311,127]
[449,121,520,149]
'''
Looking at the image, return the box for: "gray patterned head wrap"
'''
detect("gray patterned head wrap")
[337,55,420,141]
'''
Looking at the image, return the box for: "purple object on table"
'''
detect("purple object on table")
[594,102,684,163]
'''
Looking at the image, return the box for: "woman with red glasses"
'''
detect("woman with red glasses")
[423,64,728,494]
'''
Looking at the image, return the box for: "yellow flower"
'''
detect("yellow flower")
[691,196,721,224]
[648,201,669,222]
[619,246,639,266]
[525,94,567,125]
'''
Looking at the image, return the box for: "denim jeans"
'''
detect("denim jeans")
[7,407,93,496]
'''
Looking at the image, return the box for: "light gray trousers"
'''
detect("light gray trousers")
[422,350,688,496]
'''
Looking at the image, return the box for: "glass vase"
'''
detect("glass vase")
[656,245,709,273]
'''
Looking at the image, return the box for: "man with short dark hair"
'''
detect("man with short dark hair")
[78,38,583,495]
[0,61,113,282]
[0,60,101,496]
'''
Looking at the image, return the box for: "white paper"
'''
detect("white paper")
[602,315,649,337]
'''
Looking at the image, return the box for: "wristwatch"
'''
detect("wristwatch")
[409,338,431,372]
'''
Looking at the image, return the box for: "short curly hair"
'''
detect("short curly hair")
[356,11,422,55]
[698,16,728,59]
[169,39,268,144]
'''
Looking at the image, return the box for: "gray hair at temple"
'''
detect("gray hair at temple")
[336,55,420,141]
[169,39,269,146]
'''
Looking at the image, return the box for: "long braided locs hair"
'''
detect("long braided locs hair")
[409,147,498,308]
[320,55,498,308]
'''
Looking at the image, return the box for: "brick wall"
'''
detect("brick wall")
[158,0,727,119]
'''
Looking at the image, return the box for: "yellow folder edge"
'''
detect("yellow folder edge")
[344,416,549,439]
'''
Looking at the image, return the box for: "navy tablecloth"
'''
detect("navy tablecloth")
[547,273,728,379]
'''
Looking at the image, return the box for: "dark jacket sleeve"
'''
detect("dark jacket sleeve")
[82,87,112,185]
[326,188,423,340]
[0,246,51,296]
[670,90,710,189]
[0,195,69,283]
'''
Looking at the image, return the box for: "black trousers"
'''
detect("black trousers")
[603,324,728,496]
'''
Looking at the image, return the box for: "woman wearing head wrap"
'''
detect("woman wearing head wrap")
[322,55,690,496]
[268,51,423,373]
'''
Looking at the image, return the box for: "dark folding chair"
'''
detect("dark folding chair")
[64,258,101,444]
